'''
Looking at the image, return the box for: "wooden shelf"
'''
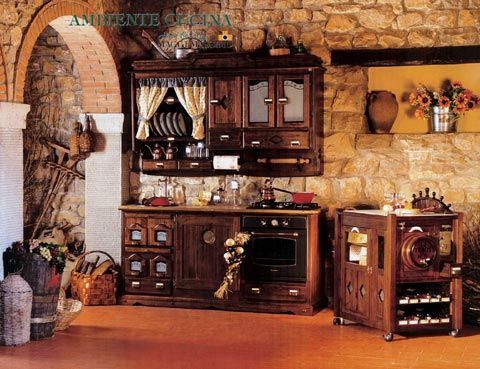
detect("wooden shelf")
[331,45,480,67]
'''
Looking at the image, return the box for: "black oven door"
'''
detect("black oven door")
[243,230,307,283]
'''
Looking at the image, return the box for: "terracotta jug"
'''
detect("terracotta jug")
[366,90,399,134]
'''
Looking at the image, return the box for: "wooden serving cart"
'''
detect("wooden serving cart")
[333,202,463,341]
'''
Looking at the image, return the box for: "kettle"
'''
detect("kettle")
[161,142,178,160]
[145,143,162,160]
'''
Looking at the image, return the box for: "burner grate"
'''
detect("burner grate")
[248,201,319,210]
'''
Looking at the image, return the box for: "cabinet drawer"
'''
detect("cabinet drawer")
[243,283,307,302]
[178,160,212,170]
[124,216,147,246]
[142,159,178,171]
[244,130,310,150]
[208,129,242,149]
[125,278,172,295]
[147,217,174,247]
[124,252,173,279]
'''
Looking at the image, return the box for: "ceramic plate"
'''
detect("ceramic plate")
[176,112,188,136]
[166,112,176,136]
[172,112,184,136]
[159,112,169,136]
[153,113,163,136]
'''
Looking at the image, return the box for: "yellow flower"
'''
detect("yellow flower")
[438,96,450,108]
[418,93,431,107]
[408,92,418,105]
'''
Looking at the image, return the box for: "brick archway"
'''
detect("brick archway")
[14,0,121,113]
[0,45,7,101]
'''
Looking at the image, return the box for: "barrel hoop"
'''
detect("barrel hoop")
[31,315,57,324]
[32,295,57,303]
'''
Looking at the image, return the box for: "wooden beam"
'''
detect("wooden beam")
[331,45,480,66]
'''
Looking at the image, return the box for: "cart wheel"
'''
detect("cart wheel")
[383,332,394,342]
[333,317,344,325]
[449,329,460,337]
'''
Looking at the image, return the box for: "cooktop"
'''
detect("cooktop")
[248,201,320,210]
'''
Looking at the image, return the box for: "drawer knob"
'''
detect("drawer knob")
[278,97,289,104]
[155,282,165,289]
[155,162,165,167]
[290,140,300,147]
[210,99,220,105]
[251,287,260,295]
[251,141,260,147]
[190,162,200,168]
[289,289,299,296]
[264,98,273,104]
[131,281,141,288]
[220,135,230,141]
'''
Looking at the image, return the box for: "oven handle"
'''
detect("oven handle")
[249,232,299,237]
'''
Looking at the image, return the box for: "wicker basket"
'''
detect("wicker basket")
[71,251,117,306]
[55,289,82,331]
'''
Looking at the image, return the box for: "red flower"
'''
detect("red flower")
[452,81,463,88]
[418,93,431,107]
[438,96,450,108]
[455,93,467,105]
[466,99,477,110]
[453,103,466,115]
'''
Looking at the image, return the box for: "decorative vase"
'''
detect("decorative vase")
[366,90,399,133]
[429,106,457,133]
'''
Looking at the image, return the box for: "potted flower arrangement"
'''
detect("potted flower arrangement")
[409,81,479,132]
[10,239,68,275]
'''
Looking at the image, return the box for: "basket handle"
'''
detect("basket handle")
[73,250,116,272]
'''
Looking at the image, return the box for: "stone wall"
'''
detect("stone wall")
[130,0,480,222]
[24,26,84,242]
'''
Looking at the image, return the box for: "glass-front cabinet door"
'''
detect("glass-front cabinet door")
[243,76,275,129]
[276,74,310,128]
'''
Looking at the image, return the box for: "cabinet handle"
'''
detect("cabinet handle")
[264,98,273,104]
[165,97,176,105]
[131,281,141,288]
[278,97,289,104]
[220,134,230,141]
[251,287,260,294]
[409,226,424,233]
[289,289,299,296]
[155,162,165,168]
[190,162,200,168]
[155,282,165,289]
[210,99,220,105]
[290,140,301,147]
[251,140,260,147]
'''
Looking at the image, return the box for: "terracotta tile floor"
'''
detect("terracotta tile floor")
[1,306,479,369]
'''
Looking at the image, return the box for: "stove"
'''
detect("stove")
[248,201,320,210]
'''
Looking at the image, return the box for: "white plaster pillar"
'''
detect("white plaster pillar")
[0,102,30,279]
[81,113,127,263]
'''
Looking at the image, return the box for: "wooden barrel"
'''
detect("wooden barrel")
[21,254,61,340]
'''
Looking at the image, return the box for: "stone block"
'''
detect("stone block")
[407,29,436,47]
[244,10,283,27]
[343,153,380,177]
[325,15,357,32]
[241,29,266,51]
[364,178,396,203]
[356,134,393,149]
[404,0,441,10]
[306,177,332,200]
[424,11,456,28]
[324,133,356,161]
[357,6,396,29]
[275,0,302,8]
[300,29,325,47]
[302,0,331,9]
[335,177,364,202]
[458,10,479,27]
[396,12,423,29]
[323,161,345,177]
[324,34,352,48]
[10,26,22,47]
[246,0,275,9]
[229,0,246,9]
[378,154,408,176]
[378,34,406,48]
[285,9,312,23]
[312,11,327,22]
[331,112,365,133]
[332,85,366,113]
[352,33,378,48]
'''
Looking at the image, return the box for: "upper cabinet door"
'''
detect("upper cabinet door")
[243,76,275,128]
[208,76,242,129]
[277,74,310,128]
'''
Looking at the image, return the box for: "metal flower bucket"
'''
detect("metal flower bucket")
[429,106,457,133]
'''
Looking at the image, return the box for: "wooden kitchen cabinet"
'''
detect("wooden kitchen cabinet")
[175,214,240,291]
[334,210,463,341]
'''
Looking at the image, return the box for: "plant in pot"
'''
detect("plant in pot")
[409,80,479,133]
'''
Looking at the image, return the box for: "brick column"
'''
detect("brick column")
[0,102,30,279]
[81,113,127,262]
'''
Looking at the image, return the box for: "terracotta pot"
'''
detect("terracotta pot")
[366,90,399,133]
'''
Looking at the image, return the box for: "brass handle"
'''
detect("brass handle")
[210,99,220,105]
[251,287,260,294]
[165,97,176,105]
[278,97,289,104]
[289,289,299,296]
[155,282,165,289]
[155,162,165,167]
[220,135,230,141]
[190,162,200,168]
[251,141,260,147]
[290,140,301,147]
[264,98,273,104]
[131,281,141,288]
